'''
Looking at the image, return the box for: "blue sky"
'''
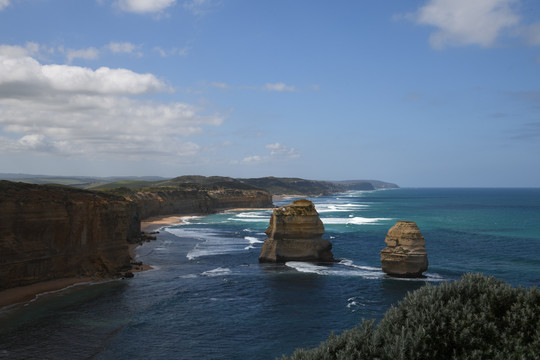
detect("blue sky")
[0,0,539,187]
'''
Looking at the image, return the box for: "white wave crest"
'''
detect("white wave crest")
[201,267,232,277]
[285,261,383,279]
[321,217,391,225]
[316,203,369,213]
[339,259,381,271]
[245,236,263,244]
[229,218,268,223]
[234,212,270,218]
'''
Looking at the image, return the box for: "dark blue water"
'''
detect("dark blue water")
[1,188,539,359]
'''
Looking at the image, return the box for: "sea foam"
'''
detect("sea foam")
[285,261,384,279]
[167,227,260,260]
[321,217,391,225]
[201,267,232,277]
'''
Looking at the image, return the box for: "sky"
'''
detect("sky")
[0,0,539,187]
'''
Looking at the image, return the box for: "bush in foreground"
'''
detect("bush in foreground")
[281,274,540,360]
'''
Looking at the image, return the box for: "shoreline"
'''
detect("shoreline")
[140,213,199,232]
[0,277,96,309]
[0,209,271,310]
[272,194,305,202]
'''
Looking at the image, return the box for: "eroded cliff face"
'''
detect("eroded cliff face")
[0,181,140,290]
[259,199,334,262]
[380,221,428,278]
[127,188,273,219]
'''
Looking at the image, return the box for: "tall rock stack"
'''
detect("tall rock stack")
[380,221,428,278]
[259,199,334,263]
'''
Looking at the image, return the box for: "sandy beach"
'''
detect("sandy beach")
[140,214,193,232]
[0,277,95,308]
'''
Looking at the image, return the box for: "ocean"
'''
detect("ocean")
[1,188,539,359]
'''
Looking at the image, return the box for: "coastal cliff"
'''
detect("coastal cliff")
[126,188,273,219]
[0,181,139,290]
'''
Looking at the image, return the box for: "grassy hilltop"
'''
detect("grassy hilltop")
[0,174,398,196]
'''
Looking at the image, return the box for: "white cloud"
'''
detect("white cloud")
[265,142,299,158]
[239,142,299,165]
[0,0,10,11]
[116,0,176,14]
[262,82,296,92]
[241,155,263,164]
[0,42,40,58]
[0,53,223,161]
[153,46,189,57]
[66,47,100,63]
[0,55,167,95]
[211,82,229,89]
[411,0,520,49]
[183,0,217,15]
[107,41,136,53]
[521,23,540,45]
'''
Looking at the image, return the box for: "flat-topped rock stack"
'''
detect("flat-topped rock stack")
[380,221,428,278]
[259,199,334,263]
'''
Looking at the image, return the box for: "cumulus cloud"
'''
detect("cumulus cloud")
[265,142,300,158]
[0,55,167,95]
[0,53,223,161]
[409,0,520,49]
[239,142,299,165]
[66,47,100,63]
[211,82,229,89]
[521,23,540,45]
[115,0,176,14]
[107,41,136,54]
[153,46,189,57]
[0,0,10,11]
[0,42,40,58]
[240,155,263,164]
[183,0,218,15]
[262,82,296,92]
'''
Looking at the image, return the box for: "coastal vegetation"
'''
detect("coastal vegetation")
[280,273,540,360]
[0,173,398,196]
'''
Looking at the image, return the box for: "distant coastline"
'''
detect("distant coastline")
[0,175,399,309]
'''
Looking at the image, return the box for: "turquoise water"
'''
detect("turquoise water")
[1,188,539,359]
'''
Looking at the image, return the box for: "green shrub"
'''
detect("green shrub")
[281,274,540,360]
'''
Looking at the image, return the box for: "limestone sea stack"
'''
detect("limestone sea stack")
[259,199,334,263]
[380,221,428,278]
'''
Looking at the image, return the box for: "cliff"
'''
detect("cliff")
[380,221,428,278]
[0,181,140,290]
[259,199,334,262]
[126,188,273,219]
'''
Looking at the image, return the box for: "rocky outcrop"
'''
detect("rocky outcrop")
[0,181,140,290]
[126,188,272,219]
[380,221,428,278]
[259,199,334,262]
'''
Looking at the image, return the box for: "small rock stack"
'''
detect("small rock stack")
[380,221,428,278]
[259,199,334,263]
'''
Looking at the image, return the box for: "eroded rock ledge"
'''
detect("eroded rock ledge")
[259,199,334,262]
